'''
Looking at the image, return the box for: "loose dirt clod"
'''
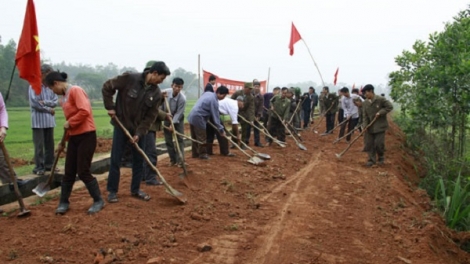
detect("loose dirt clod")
[197,243,212,252]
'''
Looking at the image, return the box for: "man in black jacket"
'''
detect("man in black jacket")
[204,75,217,92]
[102,61,170,203]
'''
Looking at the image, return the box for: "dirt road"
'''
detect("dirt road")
[0,121,468,264]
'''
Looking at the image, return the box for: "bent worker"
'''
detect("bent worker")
[45,71,104,215]
[188,86,229,160]
[102,61,170,203]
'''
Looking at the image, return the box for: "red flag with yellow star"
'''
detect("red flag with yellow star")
[15,0,41,95]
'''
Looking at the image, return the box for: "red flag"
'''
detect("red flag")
[352,83,355,89]
[289,22,302,56]
[15,0,41,95]
[333,67,339,85]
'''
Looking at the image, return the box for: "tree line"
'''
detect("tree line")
[389,6,470,231]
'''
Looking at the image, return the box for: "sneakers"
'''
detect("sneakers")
[225,153,236,157]
[168,161,177,167]
[240,145,247,150]
[177,162,188,168]
[45,167,60,173]
[365,161,375,167]
[33,169,45,175]
[199,154,210,160]
[146,179,163,186]
[254,142,264,148]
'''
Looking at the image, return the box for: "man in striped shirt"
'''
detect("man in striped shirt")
[29,64,58,175]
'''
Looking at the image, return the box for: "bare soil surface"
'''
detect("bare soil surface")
[1,120,469,264]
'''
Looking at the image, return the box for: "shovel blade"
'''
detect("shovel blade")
[256,153,271,160]
[32,183,50,197]
[298,143,307,151]
[165,188,187,204]
[17,209,31,217]
[335,153,342,159]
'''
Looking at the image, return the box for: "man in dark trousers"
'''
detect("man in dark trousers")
[267,87,290,145]
[309,87,318,123]
[204,75,217,92]
[362,84,393,167]
[252,80,265,147]
[301,90,311,129]
[320,86,338,136]
[231,83,255,148]
[188,87,229,159]
[103,61,171,203]
[338,87,362,142]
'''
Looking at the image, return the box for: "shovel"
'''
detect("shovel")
[163,126,203,144]
[164,97,192,183]
[324,118,349,136]
[208,121,264,166]
[0,142,30,217]
[238,114,285,148]
[32,129,67,197]
[224,129,271,160]
[113,116,187,204]
[311,103,335,134]
[336,116,378,159]
[268,108,307,151]
[333,126,359,144]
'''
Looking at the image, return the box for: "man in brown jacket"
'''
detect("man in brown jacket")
[231,83,255,148]
[102,61,170,203]
[362,84,393,167]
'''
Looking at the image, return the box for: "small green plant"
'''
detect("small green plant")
[434,173,470,230]
[224,224,239,231]
[8,249,18,260]
[221,179,235,193]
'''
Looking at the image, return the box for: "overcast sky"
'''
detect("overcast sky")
[1,0,468,88]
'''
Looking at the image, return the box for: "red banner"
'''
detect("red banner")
[203,70,267,94]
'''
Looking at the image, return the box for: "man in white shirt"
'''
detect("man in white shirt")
[206,89,242,156]
[338,87,362,142]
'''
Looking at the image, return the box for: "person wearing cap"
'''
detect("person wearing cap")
[188,87,229,159]
[231,83,255,148]
[267,87,290,145]
[320,86,339,136]
[362,84,393,167]
[252,80,265,147]
[286,88,298,134]
[206,90,239,157]
[29,64,59,175]
[205,75,217,92]
[102,60,171,203]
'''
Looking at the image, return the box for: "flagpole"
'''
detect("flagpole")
[301,39,325,87]
[266,67,271,93]
[198,54,201,99]
[5,65,16,103]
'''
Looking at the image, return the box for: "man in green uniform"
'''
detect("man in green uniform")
[362,84,393,167]
[267,87,290,145]
[320,86,339,136]
[231,83,255,148]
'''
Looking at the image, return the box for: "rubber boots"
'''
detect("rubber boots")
[85,178,105,214]
[56,182,74,215]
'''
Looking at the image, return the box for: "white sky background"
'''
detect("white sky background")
[0,0,468,88]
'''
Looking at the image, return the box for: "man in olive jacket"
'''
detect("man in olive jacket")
[231,83,255,147]
[362,84,393,167]
[267,87,290,144]
[102,61,171,203]
[320,86,339,136]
